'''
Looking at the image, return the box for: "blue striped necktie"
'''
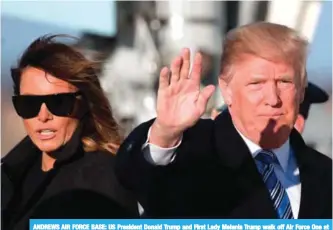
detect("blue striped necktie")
[255,150,294,219]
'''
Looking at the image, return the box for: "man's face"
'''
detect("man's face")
[220,54,304,149]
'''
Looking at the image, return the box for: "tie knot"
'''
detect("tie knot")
[255,150,279,166]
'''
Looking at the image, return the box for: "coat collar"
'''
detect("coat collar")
[213,109,323,173]
[1,124,84,185]
[213,109,330,218]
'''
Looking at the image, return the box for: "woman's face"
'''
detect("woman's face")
[18,67,79,153]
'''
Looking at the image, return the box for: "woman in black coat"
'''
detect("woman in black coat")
[2,35,139,230]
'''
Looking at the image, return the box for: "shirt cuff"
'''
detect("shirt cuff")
[142,126,182,165]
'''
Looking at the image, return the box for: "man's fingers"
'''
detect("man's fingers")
[180,48,190,79]
[170,56,182,84]
[159,67,170,89]
[190,52,202,83]
[196,85,216,112]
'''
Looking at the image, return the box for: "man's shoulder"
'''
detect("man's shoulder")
[291,128,331,174]
[185,118,215,135]
[304,146,332,171]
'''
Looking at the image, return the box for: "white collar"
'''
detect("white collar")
[233,125,290,172]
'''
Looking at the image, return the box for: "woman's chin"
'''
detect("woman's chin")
[33,139,62,153]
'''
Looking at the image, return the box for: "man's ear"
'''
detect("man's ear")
[299,76,308,103]
[299,85,306,104]
[294,114,305,134]
[219,76,233,106]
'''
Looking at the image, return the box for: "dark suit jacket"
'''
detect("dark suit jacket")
[2,126,139,230]
[115,111,332,218]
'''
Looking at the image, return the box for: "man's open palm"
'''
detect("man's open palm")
[155,48,216,134]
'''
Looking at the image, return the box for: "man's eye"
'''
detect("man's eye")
[279,80,292,84]
[250,82,261,85]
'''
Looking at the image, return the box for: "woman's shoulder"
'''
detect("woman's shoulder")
[69,150,121,187]
[81,150,117,167]
[32,188,139,219]
[55,150,139,215]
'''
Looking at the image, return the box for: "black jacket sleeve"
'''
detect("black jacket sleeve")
[115,118,230,218]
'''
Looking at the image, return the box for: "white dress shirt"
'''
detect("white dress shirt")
[142,126,302,218]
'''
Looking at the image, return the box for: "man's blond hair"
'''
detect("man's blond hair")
[220,21,308,89]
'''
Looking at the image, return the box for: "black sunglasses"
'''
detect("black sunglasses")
[12,92,82,119]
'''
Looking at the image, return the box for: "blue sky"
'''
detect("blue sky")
[306,0,332,89]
